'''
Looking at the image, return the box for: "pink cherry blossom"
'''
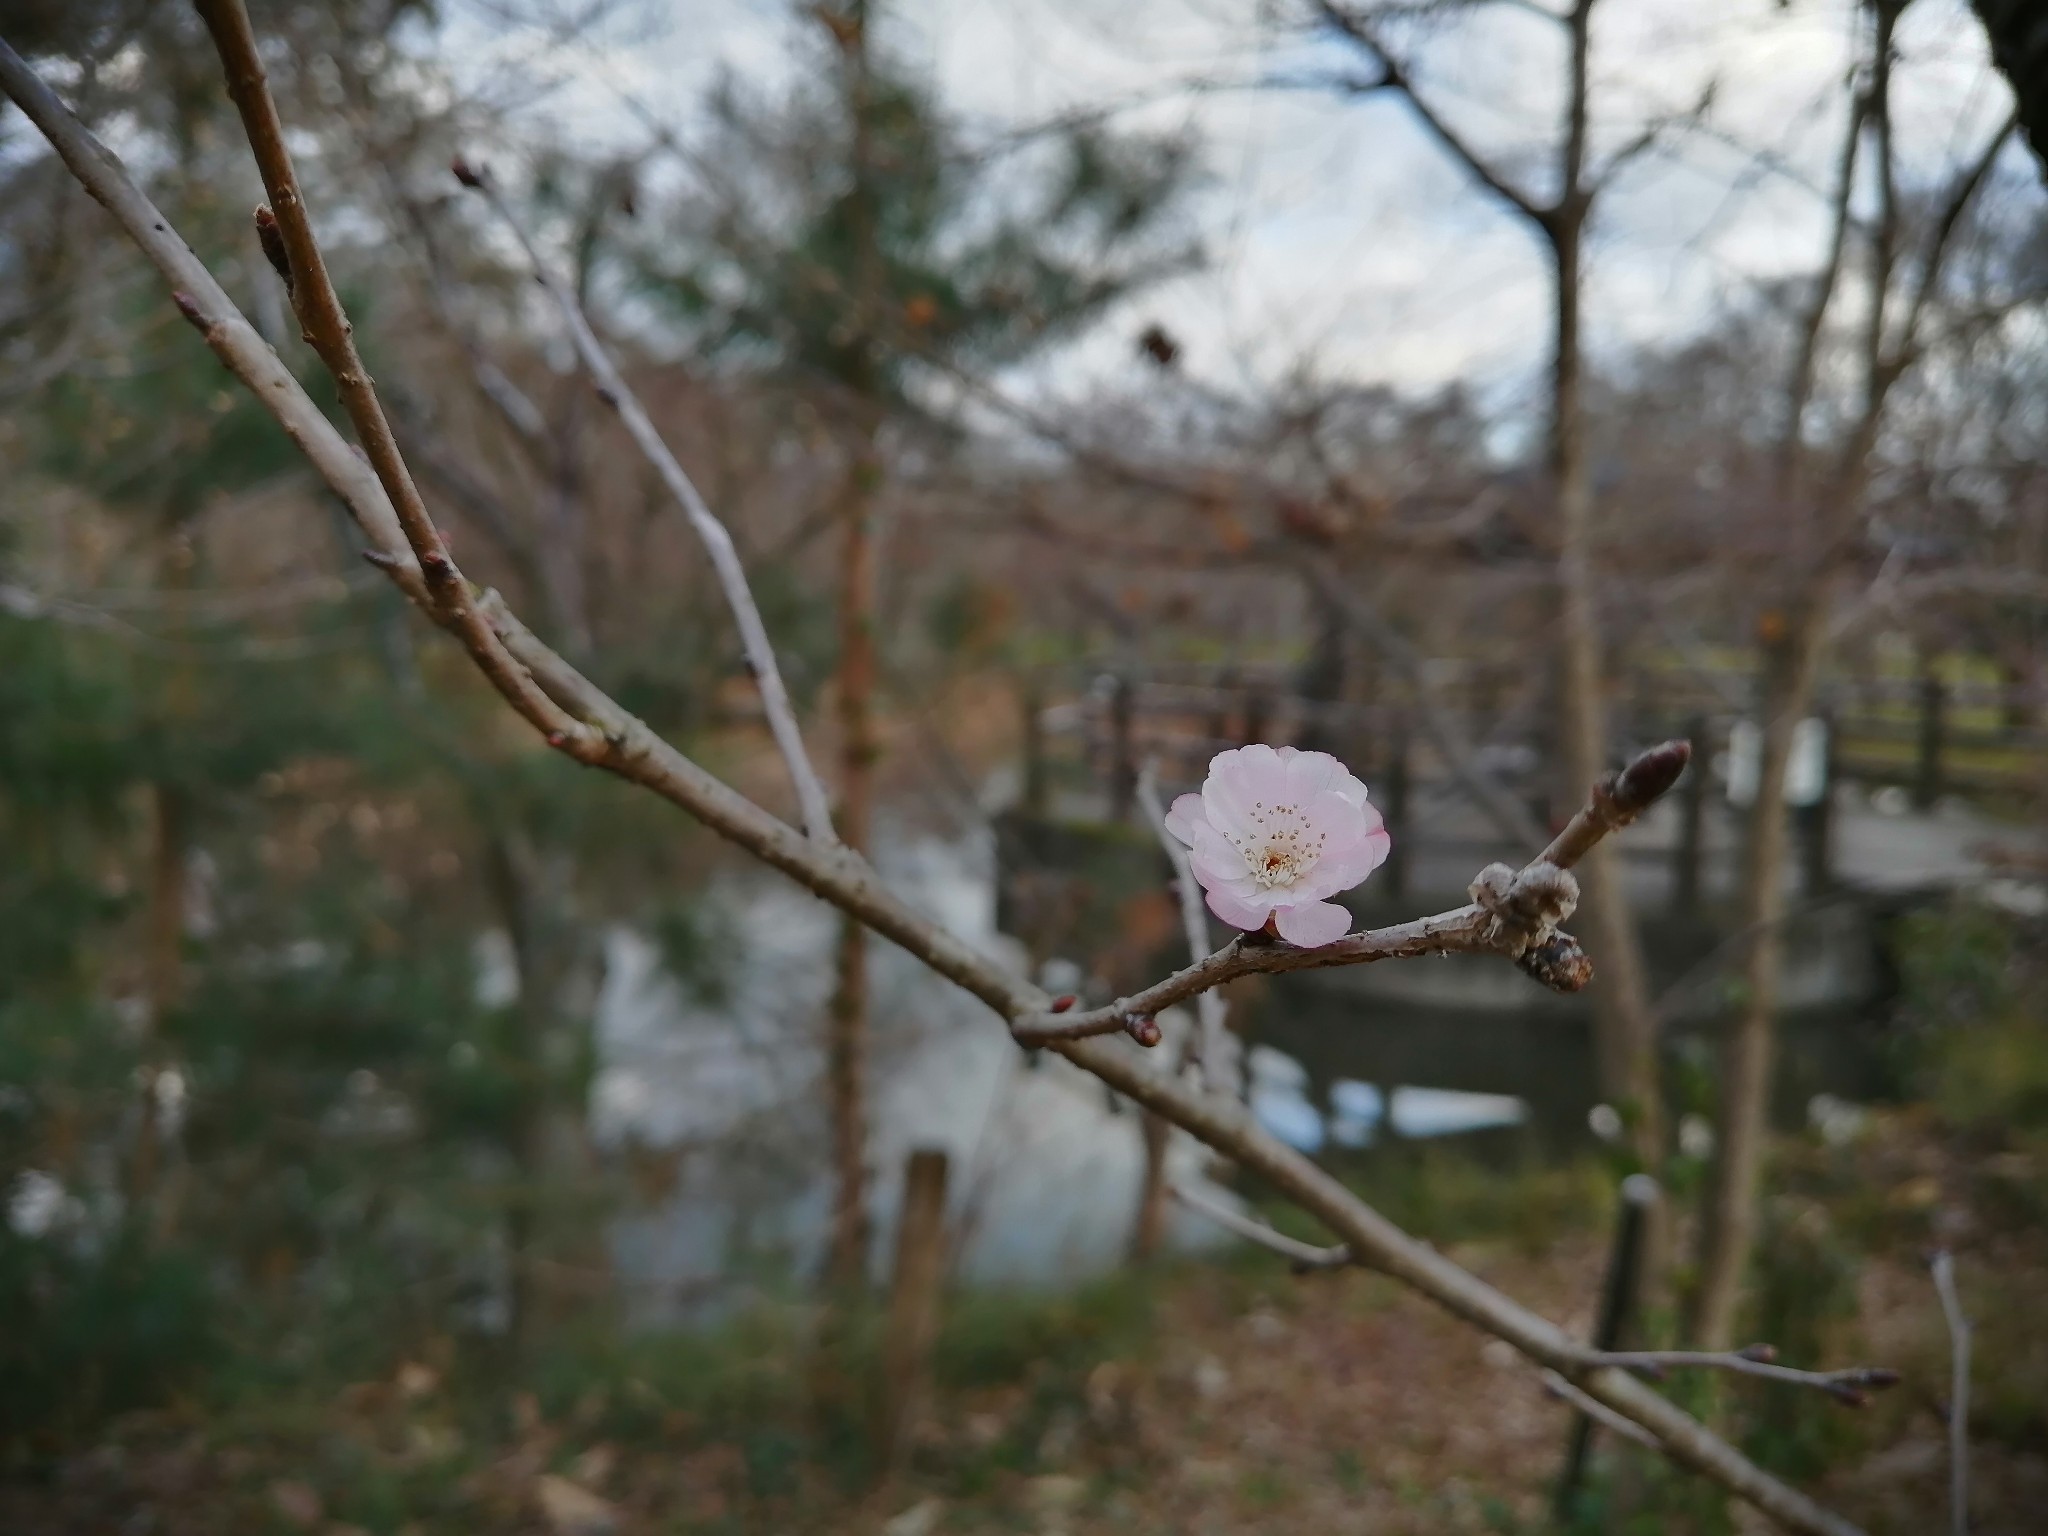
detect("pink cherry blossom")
[1163,744,1392,949]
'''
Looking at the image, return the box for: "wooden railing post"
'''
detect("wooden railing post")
[1241,679,1269,751]
[1554,1174,1660,1522]
[1799,709,1836,894]
[880,1147,951,1478]
[1674,714,1708,914]
[1021,677,1048,818]
[1382,717,1411,902]
[1108,674,1137,821]
[1915,668,1947,810]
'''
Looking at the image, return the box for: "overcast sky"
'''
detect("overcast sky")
[438,0,2026,421]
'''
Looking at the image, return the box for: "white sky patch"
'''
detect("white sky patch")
[435,0,2025,413]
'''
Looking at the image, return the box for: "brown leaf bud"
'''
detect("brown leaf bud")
[1611,739,1692,814]
[253,204,293,292]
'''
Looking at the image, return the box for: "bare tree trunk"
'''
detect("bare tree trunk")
[1690,634,1821,1346]
[823,0,884,1292]
[130,777,188,1212]
[144,779,188,1038]
[1971,0,2048,171]
[1691,2,1925,1344]
[1549,1,1665,1183]
[823,437,880,1292]
[1131,1110,1171,1263]
[485,829,603,1356]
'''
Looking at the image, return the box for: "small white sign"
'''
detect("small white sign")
[1725,717,1829,808]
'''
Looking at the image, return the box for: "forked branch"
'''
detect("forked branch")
[455,158,838,842]
[189,0,595,757]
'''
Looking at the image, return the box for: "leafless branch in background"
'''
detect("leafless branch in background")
[187,0,595,756]
[1594,1345,1901,1406]
[1169,1179,1351,1269]
[1298,561,1546,848]
[458,160,839,843]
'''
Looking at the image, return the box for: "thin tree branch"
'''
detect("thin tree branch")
[0,40,1870,1535]
[1863,1,1901,408]
[1016,739,1688,1044]
[1894,113,2018,367]
[0,43,419,583]
[1313,1,1550,229]
[390,404,551,593]
[1779,85,1868,479]
[457,160,838,843]
[188,0,595,755]
[1931,1251,1971,1536]
[1589,79,1717,193]
[1298,561,1547,848]
[1542,1370,1662,1449]
[1169,1179,1351,1269]
[1595,1346,1900,1407]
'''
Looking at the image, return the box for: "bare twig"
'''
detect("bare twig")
[0,41,1870,1536]
[1542,1370,1661,1450]
[1895,113,2018,366]
[0,43,417,582]
[457,160,837,842]
[1313,1,1550,228]
[187,0,595,756]
[1594,1345,1900,1407]
[1779,85,1867,470]
[1298,562,1547,848]
[1169,1179,1351,1269]
[1589,79,1718,193]
[1932,1251,1972,1536]
[1012,739,1688,1044]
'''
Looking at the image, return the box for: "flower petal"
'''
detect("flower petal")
[1163,792,1208,847]
[1204,883,1274,932]
[1203,745,1286,842]
[1189,823,1251,883]
[1325,763,1372,809]
[1283,749,1340,806]
[1290,794,1383,894]
[1274,899,1352,948]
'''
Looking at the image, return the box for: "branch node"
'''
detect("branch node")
[171,290,205,328]
[1470,859,1579,956]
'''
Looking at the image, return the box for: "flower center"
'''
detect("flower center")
[1234,800,1327,891]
